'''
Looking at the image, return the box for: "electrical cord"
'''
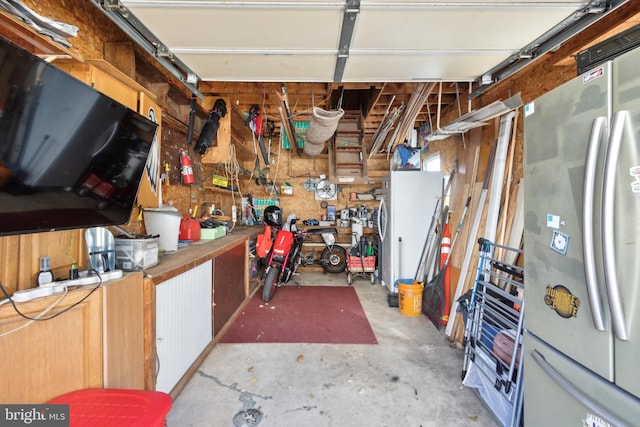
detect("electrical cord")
[0,287,69,337]
[65,232,77,269]
[225,143,243,231]
[0,269,104,322]
[269,130,283,200]
[226,143,242,192]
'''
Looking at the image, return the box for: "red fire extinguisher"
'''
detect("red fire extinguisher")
[180,149,194,185]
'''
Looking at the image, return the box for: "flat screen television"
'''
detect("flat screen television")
[0,35,158,236]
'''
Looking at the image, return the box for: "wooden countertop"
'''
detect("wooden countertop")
[144,226,261,284]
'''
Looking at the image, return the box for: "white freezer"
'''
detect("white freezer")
[379,170,443,292]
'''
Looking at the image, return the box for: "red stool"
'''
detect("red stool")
[47,388,172,427]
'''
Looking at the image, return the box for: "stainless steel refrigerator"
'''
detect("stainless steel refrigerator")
[523,46,640,426]
[378,170,443,293]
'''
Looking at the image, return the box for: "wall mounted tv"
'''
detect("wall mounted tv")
[0,35,158,236]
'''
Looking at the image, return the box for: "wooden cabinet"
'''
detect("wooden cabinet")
[0,273,144,403]
[0,230,87,297]
[155,261,212,393]
[213,242,248,336]
[103,273,145,389]
[0,287,102,404]
[143,227,258,396]
[53,59,155,111]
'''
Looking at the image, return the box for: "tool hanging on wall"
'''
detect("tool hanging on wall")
[249,104,270,166]
[258,132,269,166]
[276,84,300,155]
[246,104,262,134]
[266,119,275,164]
[194,98,227,155]
[246,104,270,184]
[179,148,194,185]
[162,162,170,186]
[186,95,197,144]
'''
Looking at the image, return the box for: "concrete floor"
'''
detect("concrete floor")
[167,271,499,427]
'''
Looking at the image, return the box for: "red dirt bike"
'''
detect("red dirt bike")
[258,206,347,302]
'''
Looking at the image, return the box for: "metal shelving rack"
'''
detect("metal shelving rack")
[461,238,524,427]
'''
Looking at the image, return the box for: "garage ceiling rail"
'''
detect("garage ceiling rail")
[90,0,627,99]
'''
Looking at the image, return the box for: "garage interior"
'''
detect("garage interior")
[1,0,640,426]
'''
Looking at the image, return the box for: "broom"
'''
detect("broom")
[422,195,471,329]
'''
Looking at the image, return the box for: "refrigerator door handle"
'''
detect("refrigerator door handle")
[531,349,626,427]
[378,197,387,242]
[583,116,607,331]
[602,110,629,341]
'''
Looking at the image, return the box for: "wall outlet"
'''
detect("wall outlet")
[231,205,237,222]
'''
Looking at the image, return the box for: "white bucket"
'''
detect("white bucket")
[143,206,182,251]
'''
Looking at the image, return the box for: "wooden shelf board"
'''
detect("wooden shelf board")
[85,59,156,100]
[203,185,240,194]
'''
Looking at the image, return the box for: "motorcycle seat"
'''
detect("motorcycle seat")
[305,227,338,235]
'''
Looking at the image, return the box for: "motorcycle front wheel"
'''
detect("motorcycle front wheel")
[262,266,281,302]
[320,246,347,274]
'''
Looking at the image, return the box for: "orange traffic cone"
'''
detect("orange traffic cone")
[440,223,451,326]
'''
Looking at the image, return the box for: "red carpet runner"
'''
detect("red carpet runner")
[219,286,378,344]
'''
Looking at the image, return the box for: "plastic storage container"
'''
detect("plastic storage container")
[47,388,172,427]
[115,237,159,271]
[143,206,181,251]
[346,254,375,272]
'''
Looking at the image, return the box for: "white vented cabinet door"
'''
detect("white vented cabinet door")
[155,260,213,393]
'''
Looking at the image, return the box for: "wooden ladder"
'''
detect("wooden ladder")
[329,110,368,184]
